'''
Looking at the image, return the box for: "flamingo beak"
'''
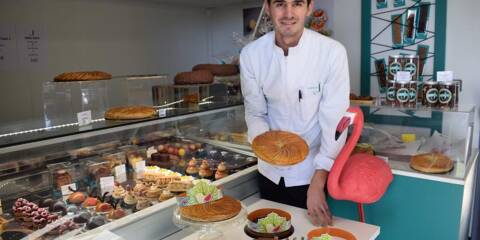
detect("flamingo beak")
[335,112,356,140]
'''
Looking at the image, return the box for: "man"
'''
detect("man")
[240,0,350,226]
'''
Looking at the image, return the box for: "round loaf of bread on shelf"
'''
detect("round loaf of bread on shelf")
[192,64,239,76]
[252,130,309,166]
[54,71,112,81]
[174,70,214,85]
[410,153,454,174]
[105,106,156,120]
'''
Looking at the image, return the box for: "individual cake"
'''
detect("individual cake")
[159,190,174,202]
[73,211,92,224]
[133,181,148,196]
[149,152,172,169]
[168,176,194,193]
[145,185,162,200]
[199,160,213,178]
[108,207,127,220]
[82,197,99,210]
[96,202,113,214]
[52,201,67,215]
[86,215,107,230]
[186,158,199,175]
[174,70,214,85]
[38,198,55,211]
[252,130,309,166]
[67,191,86,205]
[54,170,72,189]
[135,197,150,211]
[215,162,229,180]
[112,182,126,201]
[121,186,137,210]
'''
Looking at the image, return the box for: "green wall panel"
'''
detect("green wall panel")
[328,175,464,240]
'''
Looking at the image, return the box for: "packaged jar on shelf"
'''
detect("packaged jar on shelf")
[408,81,418,107]
[388,55,403,80]
[404,55,419,81]
[395,81,410,107]
[422,81,439,107]
[385,80,396,106]
[438,81,455,109]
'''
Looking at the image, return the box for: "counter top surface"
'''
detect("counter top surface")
[177,195,380,240]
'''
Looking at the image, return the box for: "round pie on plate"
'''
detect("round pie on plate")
[252,131,309,166]
[410,153,454,174]
[179,195,241,222]
[105,106,156,120]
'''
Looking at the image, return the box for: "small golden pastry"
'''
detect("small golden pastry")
[105,106,156,120]
[186,158,199,175]
[121,186,137,210]
[133,181,148,197]
[135,197,150,211]
[112,182,126,201]
[159,190,174,202]
[215,162,229,180]
[199,160,213,178]
[410,153,454,173]
[54,71,112,81]
[352,143,375,156]
[145,185,162,200]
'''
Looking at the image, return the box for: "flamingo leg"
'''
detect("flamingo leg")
[357,203,365,223]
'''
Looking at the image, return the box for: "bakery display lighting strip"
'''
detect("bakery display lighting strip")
[0,118,105,138]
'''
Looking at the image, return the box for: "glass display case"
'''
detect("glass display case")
[0,103,250,239]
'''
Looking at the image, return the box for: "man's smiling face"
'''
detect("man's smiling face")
[265,0,313,39]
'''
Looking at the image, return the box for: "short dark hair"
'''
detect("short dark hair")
[267,0,312,5]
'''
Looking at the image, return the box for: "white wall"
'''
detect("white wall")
[0,0,209,127]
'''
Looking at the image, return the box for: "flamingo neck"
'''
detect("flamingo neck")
[329,108,364,184]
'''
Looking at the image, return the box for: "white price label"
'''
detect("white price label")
[158,109,167,117]
[77,110,92,126]
[114,164,127,183]
[60,183,77,196]
[100,176,115,195]
[396,71,411,83]
[437,71,453,82]
[135,160,146,179]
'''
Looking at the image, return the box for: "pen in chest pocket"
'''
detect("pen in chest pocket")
[298,89,302,102]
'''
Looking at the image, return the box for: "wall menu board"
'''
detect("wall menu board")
[361,0,447,96]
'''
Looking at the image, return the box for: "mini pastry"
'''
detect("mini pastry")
[121,186,137,210]
[159,190,174,202]
[96,202,113,214]
[52,201,67,215]
[73,211,92,224]
[215,162,229,180]
[67,191,86,205]
[86,215,107,230]
[82,197,99,209]
[38,198,54,211]
[112,182,126,201]
[135,197,150,211]
[108,207,127,220]
[54,170,72,189]
[133,181,148,196]
[186,158,199,175]
[145,185,162,200]
[199,160,213,178]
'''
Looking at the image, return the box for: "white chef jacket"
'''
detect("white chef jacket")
[240,28,350,187]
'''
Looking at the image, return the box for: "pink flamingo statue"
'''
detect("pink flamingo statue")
[327,107,393,222]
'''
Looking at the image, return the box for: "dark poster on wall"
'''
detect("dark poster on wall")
[243,7,262,36]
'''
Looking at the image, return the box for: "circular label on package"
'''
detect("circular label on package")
[389,62,402,75]
[426,88,439,103]
[387,87,396,101]
[409,88,417,102]
[396,88,410,103]
[404,63,417,76]
[439,89,452,104]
